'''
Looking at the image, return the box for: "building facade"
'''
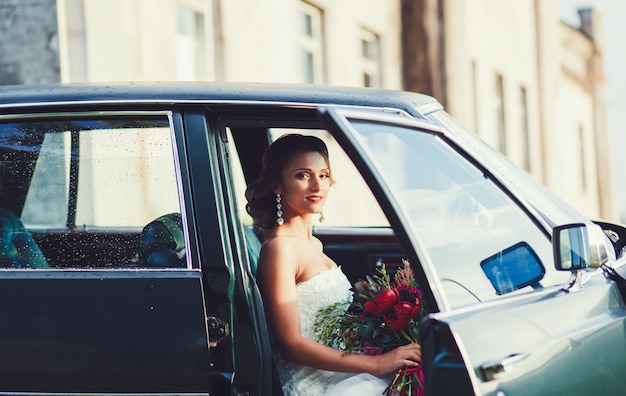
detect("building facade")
[57,0,402,89]
[403,0,612,220]
[0,0,60,84]
[51,0,614,220]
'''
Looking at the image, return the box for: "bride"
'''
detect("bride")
[246,134,421,395]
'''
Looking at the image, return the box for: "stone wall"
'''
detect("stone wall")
[0,0,59,85]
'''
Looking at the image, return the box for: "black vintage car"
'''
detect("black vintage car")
[0,82,625,395]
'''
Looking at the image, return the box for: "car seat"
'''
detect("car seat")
[243,225,262,276]
[139,213,186,268]
[240,225,285,395]
[0,207,49,268]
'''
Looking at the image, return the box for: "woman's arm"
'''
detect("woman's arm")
[256,239,420,376]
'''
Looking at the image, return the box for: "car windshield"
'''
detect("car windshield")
[347,118,571,309]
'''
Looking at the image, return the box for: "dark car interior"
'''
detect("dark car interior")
[227,120,408,284]
[225,121,411,396]
[0,207,49,268]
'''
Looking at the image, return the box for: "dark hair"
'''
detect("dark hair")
[245,134,332,238]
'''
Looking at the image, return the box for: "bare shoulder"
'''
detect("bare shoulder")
[312,235,324,251]
[257,236,299,276]
[260,236,301,260]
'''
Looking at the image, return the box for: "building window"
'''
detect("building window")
[520,86,530,172]
[299,2,325,84]
[495,74,506,154]
[176,5,206,81]
[360,28,381,88]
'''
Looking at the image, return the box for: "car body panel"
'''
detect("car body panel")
[0,271,211,393]
[426,273,626,395]
[0,82,624,395]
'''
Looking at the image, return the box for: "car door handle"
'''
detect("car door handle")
[480,353,529,381]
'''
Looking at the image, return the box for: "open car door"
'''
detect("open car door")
[319,107,626,395]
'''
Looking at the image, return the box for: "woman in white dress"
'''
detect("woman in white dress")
[246,134,421,395]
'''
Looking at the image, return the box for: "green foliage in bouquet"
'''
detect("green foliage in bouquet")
[314,259,424,354]
[314,259,425,395]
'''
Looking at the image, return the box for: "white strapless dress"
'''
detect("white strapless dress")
[274,266,393,396]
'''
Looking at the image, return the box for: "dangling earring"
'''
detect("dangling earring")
[319,211,325,223]
[276,194,284,226]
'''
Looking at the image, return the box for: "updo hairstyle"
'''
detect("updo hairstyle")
[245,134,333,238]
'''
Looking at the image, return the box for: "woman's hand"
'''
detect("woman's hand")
[370,343,422,376]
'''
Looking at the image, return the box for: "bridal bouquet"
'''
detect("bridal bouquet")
[314,259,425,396]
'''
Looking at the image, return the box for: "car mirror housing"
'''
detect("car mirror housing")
[553,223,610,271]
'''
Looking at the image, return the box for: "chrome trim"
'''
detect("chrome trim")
[0,109,173,120]
[329,107,444,134]
[0,268,202,276]
[312,226,396,237]
[0,98,416,118]
[430,284,566,320]
[166,111,193,270]
[0,393,207,396]
[415,100,444,115]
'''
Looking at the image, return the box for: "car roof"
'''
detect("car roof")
[0,81,440,117]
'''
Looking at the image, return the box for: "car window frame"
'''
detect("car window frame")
[0,110,197,271]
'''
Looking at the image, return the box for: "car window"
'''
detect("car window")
[344,118,571,308]
[227,124,388,229]
[226,123,393,281]
[0,115,186,269]
[269,128,388,228]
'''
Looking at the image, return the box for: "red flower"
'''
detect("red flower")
[364,301,379,316]
[377,289,400,312]
[406,287,421,297]
[383,299,422,331]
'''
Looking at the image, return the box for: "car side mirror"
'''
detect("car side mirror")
[553,223,610,271]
